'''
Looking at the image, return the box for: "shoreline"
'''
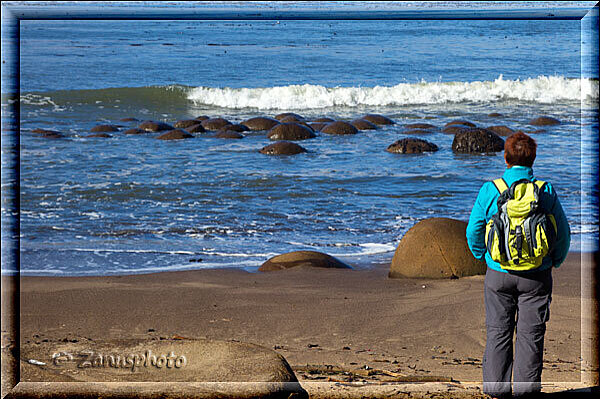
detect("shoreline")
[5,252,585,388]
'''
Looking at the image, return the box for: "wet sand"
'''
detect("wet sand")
[7,252,587,395]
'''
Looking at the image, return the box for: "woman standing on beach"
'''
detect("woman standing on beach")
[465,132,571,399]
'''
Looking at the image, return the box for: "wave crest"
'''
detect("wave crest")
[187,75,597,110]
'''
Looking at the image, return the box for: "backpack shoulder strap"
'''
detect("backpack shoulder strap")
[534,179,546,190]
[492,178,509,194]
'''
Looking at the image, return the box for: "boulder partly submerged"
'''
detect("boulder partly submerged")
[201,118,231,131]
[242,117,280,131]
[157,129,194,140]
[529,116,560,126]
[404,123,437,130]
[452,128,504,153]
[386,138,439,154]
[139,120,174,132]
[486,125,515,136]
[350,119,378,130]
[259,141,307,155]
[445,120,476,128]
[267,123,316,141]
[259,250,352,272]
[91,124,120,133]
[362,114,395,125]
[389,218,486,279]
[321,121,359,135]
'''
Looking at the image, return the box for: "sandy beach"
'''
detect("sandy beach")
[8,251,585,394]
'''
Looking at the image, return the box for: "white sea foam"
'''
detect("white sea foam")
[187,76,597,110]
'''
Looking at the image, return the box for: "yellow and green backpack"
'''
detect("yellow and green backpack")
[485,178,557,272]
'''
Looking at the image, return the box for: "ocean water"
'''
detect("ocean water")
[6,5,599,275]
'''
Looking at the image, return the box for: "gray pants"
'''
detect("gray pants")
[483,267,553,398]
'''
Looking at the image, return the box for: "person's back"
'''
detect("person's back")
[466,131,570,399]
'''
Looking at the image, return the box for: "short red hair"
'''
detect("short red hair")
[504,131,537,167]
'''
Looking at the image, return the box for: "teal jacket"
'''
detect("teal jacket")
[466,166,571,273]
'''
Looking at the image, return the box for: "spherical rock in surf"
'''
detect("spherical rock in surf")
[175,119,204,129]
[201,118,231,131]
[267,123,316,141]
[309,122,328,132]
[91,124,120,132]
[31,129,64,138]
[139,120,174,132]
[488,113,503,118]
[87,133,112,138]
[442,125,473,135]
[242,117,280,131]
[404,123,437,130]
[124,128,147,135]
[350,119,378,130]
[362,114,395,125]
[402,129,434,135]
[321,121,359,135]
[389,218,486,279]
[486,125,515,136]
[259,141,307,155]
[215,131,244,139]
[195,115,210,121]
[218,124,248,133]
[275,112,304,121]
[445,120,476,128]
[452,128,504,153]
[187,124,207,133]
[259,251,352,272]
[157,129,194,140]
[119,117,139,122]
[312,117,335,123]
[529,116,560,126]
[387,138,439,154]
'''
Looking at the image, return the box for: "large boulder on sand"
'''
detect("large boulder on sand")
[389,218,486,279]
[260,251,352,272]
[242,117,280,131]
[139,120,174,132]
[529,116,560,126]
[267,123,316,141]
[362,114,395,125]
[19,338,305,389]
[452,128,504,153]
[259,141,307,155]
[321,121,359,135]
[386,138,438,154]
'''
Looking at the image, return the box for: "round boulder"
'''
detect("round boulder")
[123,128,147,135]
[488,112,503,118]
[404,123,437,130]
[362,114,395,125]
[402,129,434,135]
[91,124,119,133]
[215,131,244,139]
[187,124,207,133]
[242,117,280,131]
[157,129,194,140]
[201,118,231,130]
[119,117,139,122]
[445,120,476,128]
[321,121,359,135]
[486,125,514,136]
[442,125,473,135]
[87,133,112,138]
[260,251,352,272]
[195,115,209,121]
[308,122,328,132]
[218,124,248,133]
[31,129,64,138]
[139,120,174,132]
[389,218,486,279]
[175,119,203,129]
[529,116,560,126]
[452,128,504,153]
[259,141,307,155]
[267,123,316,141]
[312,117,335,123]
[275,112,304,121]
[351,119,378,130]
[387,138,439,154]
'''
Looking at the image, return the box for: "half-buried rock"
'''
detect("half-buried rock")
[404,123,437,130]
[267,123,316,141]
[260,251,352,272]
[187,124,206,133]
[276,112,304,121]
[124,128,147,135]
[362,114,395,125]
[215,131,244,139]
[387,138,438,154]
[91,124,120,132]
[486,125,514,136]
[351,119,378,130]
[19,337,303,385]
[452,128,504,153]
[218,123,248,133]
[442,125,472,135]
[174,119,203,129]
[321,121,358,135]
[445,120,476,128]
[242,117,280,131]
[139,120,174,132]
[157,129,193,140]
[31,128,64,138]
[529,116,560,126]
[87,133,112,138]
[201,117,231,130]
[259,141,307,155]
[389,218,486,279]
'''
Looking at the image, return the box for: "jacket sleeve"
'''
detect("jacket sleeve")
[466,184,489,261]
[545,183,571,268]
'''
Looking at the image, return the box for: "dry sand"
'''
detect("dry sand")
[6,252,590,396]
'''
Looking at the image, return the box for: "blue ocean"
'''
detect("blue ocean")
[5,2,599,275]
